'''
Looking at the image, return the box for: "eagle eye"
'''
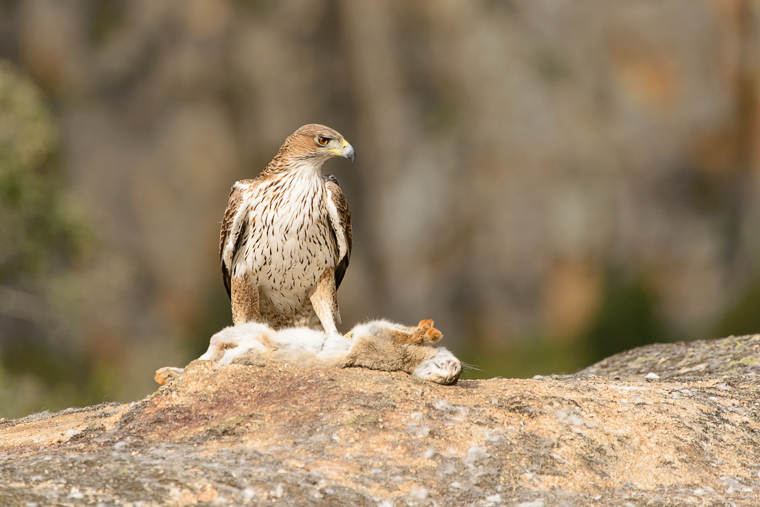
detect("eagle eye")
[317,136,330,146]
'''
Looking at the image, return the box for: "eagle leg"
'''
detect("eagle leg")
[231,276,261,326]
[309,268,340,335]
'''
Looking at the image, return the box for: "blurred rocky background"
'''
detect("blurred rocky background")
[1,0,759,418]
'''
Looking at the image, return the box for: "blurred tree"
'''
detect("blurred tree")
[0,60,94,417]
[0,60,85,281]
[0,0,757,412]
[458,269,679,380]
[582,270,676,365]
[716,275,760,338]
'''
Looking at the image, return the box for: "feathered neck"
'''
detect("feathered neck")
[262,151,329,179]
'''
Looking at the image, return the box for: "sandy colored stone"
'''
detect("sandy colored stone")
[579,334,760,379]
[2,337,760,506]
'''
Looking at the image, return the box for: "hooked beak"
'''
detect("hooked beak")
[326,139,355,162]
[340,140,355,162]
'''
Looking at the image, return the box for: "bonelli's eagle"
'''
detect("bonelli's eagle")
[219,124,354,334]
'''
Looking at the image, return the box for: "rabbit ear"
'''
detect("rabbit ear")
[387,319,443,345]
[412,320,443,344]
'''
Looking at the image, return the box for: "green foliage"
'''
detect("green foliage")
[0,61,96,418]
[582,270,676,364]
[0,331,116,417]
[237,0,277,15]
[459,269,678,379]
[457,337,591,380]
[716,272,760,337]
[0,60,89,283]
[186,286,235,359]
[88,0,127,46]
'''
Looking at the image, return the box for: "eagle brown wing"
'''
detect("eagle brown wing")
[323,174,352,290]
[219,180,253,298]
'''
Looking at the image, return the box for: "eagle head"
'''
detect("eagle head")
[280,124,355,164]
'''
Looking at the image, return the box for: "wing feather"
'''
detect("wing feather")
[219,180,254,297]
[323,174,352,290]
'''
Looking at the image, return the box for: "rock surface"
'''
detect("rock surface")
[2,336,760,506]
[578,333,760,380]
